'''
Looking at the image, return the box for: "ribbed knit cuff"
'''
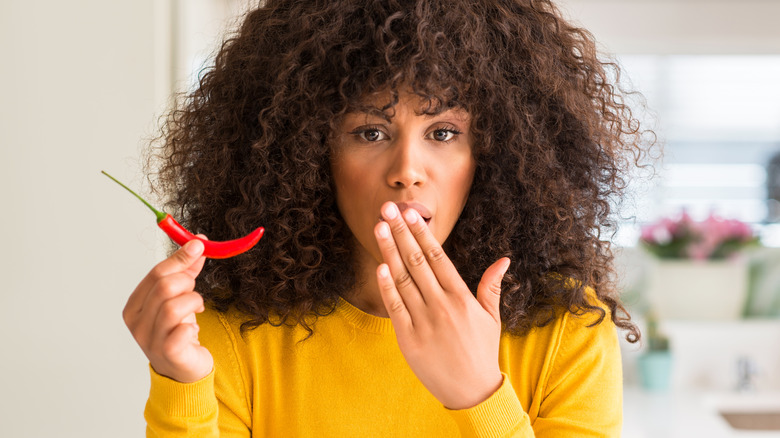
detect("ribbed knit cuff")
[147,364,218,418]
[448,373,532,437]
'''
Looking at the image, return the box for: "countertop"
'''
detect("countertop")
[623,386,780,437]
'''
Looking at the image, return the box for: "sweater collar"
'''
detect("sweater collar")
[336,297,395,334]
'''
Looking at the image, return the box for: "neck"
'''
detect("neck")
[343,249,390,318]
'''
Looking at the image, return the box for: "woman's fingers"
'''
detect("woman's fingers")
[124,239,205,323]
[123,238,213,383]
[129,272,197,344]
[154,291,204,336]
[374,220,427,316]
[151,312,213,383]
[183,234,208,278]
[475,257,511,322]
[149,291,205,353]
[375,203,442,308]
[376,263,413,332]
[398,207,465,294]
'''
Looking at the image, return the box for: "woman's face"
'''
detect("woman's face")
[330,90,477,265]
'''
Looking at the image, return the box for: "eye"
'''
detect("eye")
[427,128,461,143]
[350,127,388,142]
[363,129,385,142]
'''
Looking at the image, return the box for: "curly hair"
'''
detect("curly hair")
[150,0,652,342]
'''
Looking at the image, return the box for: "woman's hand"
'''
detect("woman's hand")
[123,238,214,383]
[374,202,511,410]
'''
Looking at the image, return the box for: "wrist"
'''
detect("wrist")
[150,361,212,384]
[444,372,504,410]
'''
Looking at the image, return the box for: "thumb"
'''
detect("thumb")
[183,235,208,278]
[476,257,511,321]
[170,238,205,273]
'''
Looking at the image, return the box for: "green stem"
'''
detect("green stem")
[102,170,167,223]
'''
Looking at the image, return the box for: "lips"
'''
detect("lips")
[395,202,432,224]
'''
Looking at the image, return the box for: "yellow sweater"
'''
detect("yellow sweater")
[145,298,623,437]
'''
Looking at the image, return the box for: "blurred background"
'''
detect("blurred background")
[1,0,779,436]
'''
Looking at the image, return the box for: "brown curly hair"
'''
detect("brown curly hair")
[150,0,652,342]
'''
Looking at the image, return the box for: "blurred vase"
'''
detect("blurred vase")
[638,351,672,391]
[645,258,748,320]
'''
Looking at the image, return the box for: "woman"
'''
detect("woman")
[125,0,650,436]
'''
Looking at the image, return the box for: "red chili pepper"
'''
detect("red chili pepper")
[102,171,264,259]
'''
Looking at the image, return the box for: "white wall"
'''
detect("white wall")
[0,1,169,437]
[556,0,780,55]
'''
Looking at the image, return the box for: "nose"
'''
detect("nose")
[385,136,427,188]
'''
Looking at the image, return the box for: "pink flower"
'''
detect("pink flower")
[639,212,759,259]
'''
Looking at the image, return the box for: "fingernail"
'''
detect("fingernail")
[404,208,418,224]
[383,203,398,220]
[184,239,204,256]
[378,264,390,278]
[377,222,390,238]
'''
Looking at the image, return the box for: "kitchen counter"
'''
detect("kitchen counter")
[623,386,780,437]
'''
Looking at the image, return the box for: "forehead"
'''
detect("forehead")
[346,88,470,121]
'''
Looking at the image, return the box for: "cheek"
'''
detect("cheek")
[333,161,366,197]
[331,159,375,228]
[447,156,476,204]
[433,157,476,240]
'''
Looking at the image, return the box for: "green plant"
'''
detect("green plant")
[645,311,669,352]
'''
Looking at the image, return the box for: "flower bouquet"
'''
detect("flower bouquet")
[640,212,759,260]
[639,212,760,320]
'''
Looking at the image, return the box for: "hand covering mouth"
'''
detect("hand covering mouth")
[395,202,432,224]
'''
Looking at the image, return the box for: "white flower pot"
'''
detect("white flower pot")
[645,259,749,320]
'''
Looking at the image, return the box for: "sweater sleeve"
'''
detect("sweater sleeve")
[144,308,252,437]
[532,304,624,437]
[447,373,535,438]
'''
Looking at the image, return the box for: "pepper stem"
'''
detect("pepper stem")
[102,170,168,223]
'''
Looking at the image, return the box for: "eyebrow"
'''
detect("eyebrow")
[345,104,468,123]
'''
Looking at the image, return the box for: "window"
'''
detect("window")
[614,55,780,247]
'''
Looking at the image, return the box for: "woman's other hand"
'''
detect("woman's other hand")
[374,201,510,410]
[123,238,213,383]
